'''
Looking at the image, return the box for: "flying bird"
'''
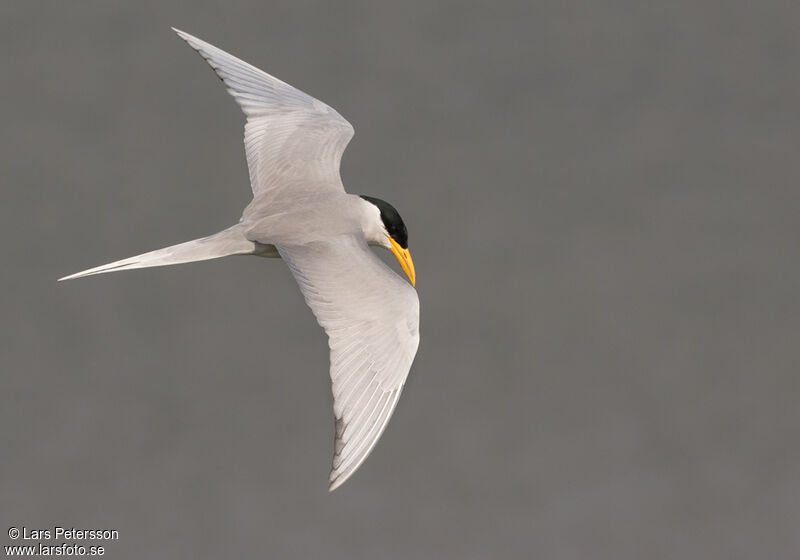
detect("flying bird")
[59,28,420,491]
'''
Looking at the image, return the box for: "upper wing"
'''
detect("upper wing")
[277,234,420,491]
[173,29,354,212]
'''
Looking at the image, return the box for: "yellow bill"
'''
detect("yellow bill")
[388,236,416,286]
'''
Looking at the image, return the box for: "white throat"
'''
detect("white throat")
[358,198,391,249]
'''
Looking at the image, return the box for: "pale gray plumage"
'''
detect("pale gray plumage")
[279,235,419,489]
[173,28,354,215]
[59,29,419,491]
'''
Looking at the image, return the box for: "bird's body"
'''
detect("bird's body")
[60,29,419,491]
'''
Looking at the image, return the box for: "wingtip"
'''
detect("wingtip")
[171,27,191,42]
[328,466,359,492]
[328,474,345,493]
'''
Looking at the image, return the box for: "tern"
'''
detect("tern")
[59,29,420,491]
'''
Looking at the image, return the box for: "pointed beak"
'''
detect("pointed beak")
[388,237,416,286]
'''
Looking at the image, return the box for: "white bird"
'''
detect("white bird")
[59,28,419,491]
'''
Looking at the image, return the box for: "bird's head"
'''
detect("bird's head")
[359,195,416,287]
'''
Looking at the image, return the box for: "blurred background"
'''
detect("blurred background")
[2,1,799,558]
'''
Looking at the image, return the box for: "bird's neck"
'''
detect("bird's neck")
[356,197,389,248]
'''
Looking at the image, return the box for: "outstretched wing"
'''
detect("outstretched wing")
[277,234,420,491]
[173,29,354,213]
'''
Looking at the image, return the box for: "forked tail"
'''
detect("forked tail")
[58,225,257,281]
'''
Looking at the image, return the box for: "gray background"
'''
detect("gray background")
[2,1,799,558]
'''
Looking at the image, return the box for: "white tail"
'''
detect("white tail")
[58,225,257,281]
